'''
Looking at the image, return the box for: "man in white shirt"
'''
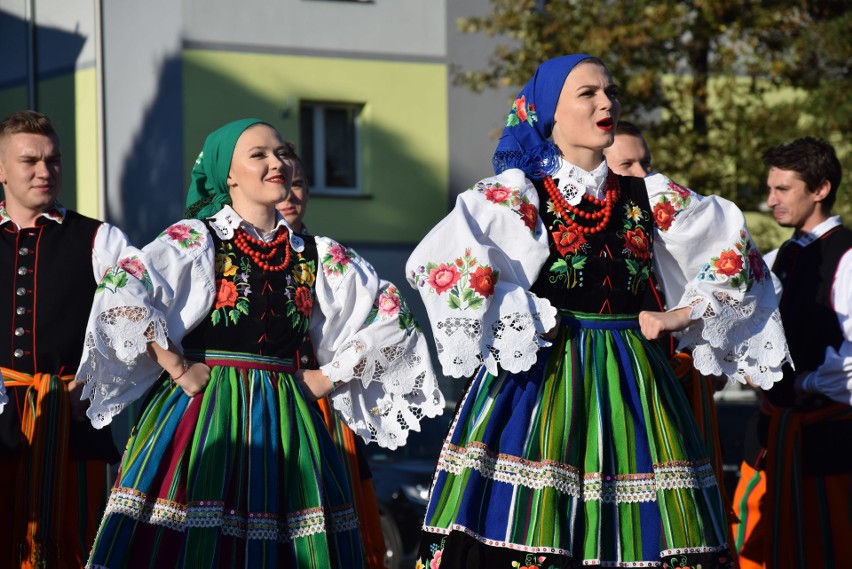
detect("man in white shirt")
[733,137,852,569]
[0,110,129,568]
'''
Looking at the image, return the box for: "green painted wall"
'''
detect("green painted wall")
[0,68,100,218]
[183,50,449,243]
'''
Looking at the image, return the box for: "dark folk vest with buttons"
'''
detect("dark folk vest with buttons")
[0,210,118,460]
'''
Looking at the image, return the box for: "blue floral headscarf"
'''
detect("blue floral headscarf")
[184,118,272,220]
[492,54,594,179]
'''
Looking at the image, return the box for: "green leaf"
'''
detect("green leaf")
[211,310,221,326]
[236,300,250,315]
[572,257,587,270]
[228,310,240,325]
[550,258,568,274]
[461,288,476,303]
[448,295,461,309]
[506,114,519,127]
[286,303,296,317]
[468,296,484,310]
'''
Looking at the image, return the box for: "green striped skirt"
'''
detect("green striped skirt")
[87,351,363,568]
[418,312,733,568]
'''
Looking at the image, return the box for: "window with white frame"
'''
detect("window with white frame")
[299,102,363,195]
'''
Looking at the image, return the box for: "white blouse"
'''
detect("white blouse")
[406,159,790,389]
[75,206,444,450]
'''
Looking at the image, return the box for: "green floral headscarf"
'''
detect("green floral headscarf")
[184,118,271,220]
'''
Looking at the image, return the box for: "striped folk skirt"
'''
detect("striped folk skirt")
[418,312,733,568]
[87,351,363,569]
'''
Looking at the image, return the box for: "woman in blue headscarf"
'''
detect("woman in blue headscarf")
[74,119,444,567]
[407,55,789,568]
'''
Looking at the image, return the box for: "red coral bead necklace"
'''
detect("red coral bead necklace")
[233,227,292,272]
[543,170,620,234]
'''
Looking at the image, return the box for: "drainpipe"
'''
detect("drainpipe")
[94,0,106,220]
[25,0,36,109]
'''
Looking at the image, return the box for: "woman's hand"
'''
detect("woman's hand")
[294,369,335,402]
[147,340,211,397]
[172,361,211,397]
[639,307,693,341]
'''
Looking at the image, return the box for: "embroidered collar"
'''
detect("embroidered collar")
[549,158,608,205]
[791,215,842,248]
[0,201,66,228]
[207,205,304,252]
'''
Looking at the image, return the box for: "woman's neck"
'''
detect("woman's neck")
[231,201,277,234]
[558,146,604,173]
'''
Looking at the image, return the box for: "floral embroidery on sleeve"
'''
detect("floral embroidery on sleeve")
[322,243,355,277]
[697,229,766,291]
[96,256,153,294]
[473,180,539,233]
[409,248,498,311]
[652,180,693,231]
[160,223,204,249]
[365,285,419,333]
[505,95,537,127]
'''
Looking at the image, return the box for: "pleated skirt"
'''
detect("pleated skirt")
[418,312,733,568]
[87,351,363,569]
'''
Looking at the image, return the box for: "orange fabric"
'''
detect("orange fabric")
[317,397,387,568]
[0,368,105,569]
[731,463,767,569]
[733,405,852,569]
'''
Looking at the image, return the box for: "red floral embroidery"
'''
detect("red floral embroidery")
[748,247,765,282]
[469,266,496,299]
[623,226,651,260]
[484,186,513,204]
[552,226,587,257]
[714,250,744,276]
[427,263,461,294]
[515,96,528,122]
[653,200,676,231]
[214,279,238,309]
[668,180,691,199]
[518,202,538,230]
[294,286,313,315]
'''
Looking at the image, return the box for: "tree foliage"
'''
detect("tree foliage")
[456,0,850,218]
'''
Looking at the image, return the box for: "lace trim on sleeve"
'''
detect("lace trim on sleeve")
[324,339,445,450]
[678,288,790,389]
[78,305,168,428]
[432,291,558,378]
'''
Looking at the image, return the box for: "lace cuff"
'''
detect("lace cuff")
[321,338,444,450]
[432,291,557,378]
[78,305,169,428]
[677,288,790,389]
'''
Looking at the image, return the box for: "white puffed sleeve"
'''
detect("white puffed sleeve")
[646,173,791,388]
[75,219,216,428]
[405,168,558,379]
[311,237,444,450]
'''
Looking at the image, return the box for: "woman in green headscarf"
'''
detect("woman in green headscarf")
[75,119,444,567]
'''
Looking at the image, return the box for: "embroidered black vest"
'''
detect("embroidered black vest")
[182,225,319,359]
[530,175,654,314]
